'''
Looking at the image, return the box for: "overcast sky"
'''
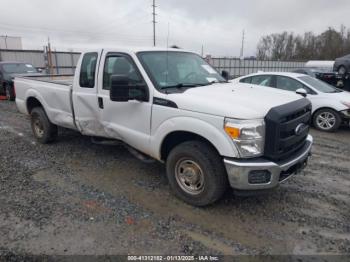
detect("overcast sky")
[0,0,349,56]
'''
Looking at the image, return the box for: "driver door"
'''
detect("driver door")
[97,52,152,153]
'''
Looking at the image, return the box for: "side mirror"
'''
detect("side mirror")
[110,75,147,102]
[110,75,130,102]
[296,88,307,97]
[221,70,229,81]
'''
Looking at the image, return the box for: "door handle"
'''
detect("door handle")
[98,97,104,109]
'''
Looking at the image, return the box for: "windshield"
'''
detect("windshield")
[137,51,225,89]
[2,63,38,74]
[298,75,342,93]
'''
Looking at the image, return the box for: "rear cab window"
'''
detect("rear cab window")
[79,52,98,88]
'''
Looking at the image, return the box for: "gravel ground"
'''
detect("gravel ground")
[0,100,349,256]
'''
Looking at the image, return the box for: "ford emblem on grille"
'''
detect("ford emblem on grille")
[295,123,306,136]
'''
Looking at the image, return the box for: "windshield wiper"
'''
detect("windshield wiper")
[161,82,214,89]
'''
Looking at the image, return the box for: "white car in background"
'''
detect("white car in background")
[234,72,350,132]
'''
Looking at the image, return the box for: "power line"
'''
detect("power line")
[152,0,157,46]
[0,23,153,41]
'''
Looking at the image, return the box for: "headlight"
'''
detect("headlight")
[224,118,265,158]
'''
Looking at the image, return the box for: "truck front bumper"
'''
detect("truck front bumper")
[224,135,313,191]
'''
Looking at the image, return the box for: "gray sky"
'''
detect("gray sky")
[0,0,349,56]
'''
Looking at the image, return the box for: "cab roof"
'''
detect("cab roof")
[81,46,196,54]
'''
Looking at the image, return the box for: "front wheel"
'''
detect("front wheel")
[313,109,341,132]
[166,141,228,206]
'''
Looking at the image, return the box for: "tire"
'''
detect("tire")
[312,108,341,132]
[30,107,58,143]
[338,66,347,76]
[166,141,228,206]
[5,84,15,101]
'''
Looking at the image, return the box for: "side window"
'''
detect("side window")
[103,55,142,90]
[240,77,252,83]
[251,75,274,87]
[276,76,304,92]
[79,52,98,88]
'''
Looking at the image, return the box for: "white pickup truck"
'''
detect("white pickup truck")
[15,47,313,206]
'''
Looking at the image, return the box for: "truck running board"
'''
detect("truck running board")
[90,137,156,163]
[125,146,156,164]
[90,137,122,146]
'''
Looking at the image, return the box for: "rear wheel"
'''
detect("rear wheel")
[30,107,58,143]
[166,141,228,206]
[5,84,15,101]
[313,108,341,132]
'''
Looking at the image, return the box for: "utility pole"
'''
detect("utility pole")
[4,35,8,49]
[240,30,245,59]
[201,45,204,57]
[47,37,53,75]
[152,0,157,47]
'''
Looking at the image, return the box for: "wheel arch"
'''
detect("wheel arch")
[336,64,348,72]
[151,117,238,161]
[27,96,44,114]
[160,131,220,161]
[312,107,341,120]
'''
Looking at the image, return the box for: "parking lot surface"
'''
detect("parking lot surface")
[0,101,349,255]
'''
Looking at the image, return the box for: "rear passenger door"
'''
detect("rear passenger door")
[72,52,109,137]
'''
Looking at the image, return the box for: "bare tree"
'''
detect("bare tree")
[256,26,350,60]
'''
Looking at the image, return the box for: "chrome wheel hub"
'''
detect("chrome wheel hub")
[175,159,205,195]
[316,112,336,130]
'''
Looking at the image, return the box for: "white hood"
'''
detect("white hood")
[169,82,303,119]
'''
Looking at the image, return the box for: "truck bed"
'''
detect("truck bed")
[19,74,74,86]
[15,74,77,131]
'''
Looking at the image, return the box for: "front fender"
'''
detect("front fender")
[150,116,239,160]
[311,98,347,114]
